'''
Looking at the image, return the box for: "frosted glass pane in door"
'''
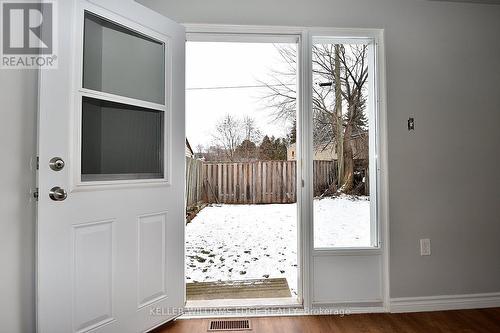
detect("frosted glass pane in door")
[83,12,165,104]
[81,96,164,181]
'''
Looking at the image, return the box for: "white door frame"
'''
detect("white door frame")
[183,24,390,315]
[185,27,306,310]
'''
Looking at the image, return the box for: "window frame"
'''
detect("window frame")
[305,29,389,312]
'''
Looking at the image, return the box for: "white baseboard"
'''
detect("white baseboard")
[181,293,500,318]
[390,292,500,313]
[311,301,386,315]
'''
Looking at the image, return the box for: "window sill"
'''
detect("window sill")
[312,248,382,256]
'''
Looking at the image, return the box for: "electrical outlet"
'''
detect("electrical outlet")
[420,238,431,256]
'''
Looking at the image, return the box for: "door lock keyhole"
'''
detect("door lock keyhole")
[49,157,65,171]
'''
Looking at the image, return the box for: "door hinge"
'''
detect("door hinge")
[36,156,39,170]
[33,188,39,201]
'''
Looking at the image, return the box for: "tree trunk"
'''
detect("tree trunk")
[341,110,355,194]
[334,44,344,188]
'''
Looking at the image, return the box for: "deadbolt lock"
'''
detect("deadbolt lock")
[49,157,65,171]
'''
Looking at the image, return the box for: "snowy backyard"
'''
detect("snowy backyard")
[185,195,370,297]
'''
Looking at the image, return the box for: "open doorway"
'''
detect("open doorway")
[184,38,300,307]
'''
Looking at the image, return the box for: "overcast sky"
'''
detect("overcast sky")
[186,42,297,150]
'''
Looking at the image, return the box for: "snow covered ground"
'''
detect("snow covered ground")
[314,195,371,248]
[185,195,370,297]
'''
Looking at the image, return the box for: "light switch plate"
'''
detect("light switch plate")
[408,117,415,131]
[420,238,431,256]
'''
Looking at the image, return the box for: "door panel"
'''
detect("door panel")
[137,212,167,309]
[73,220,114,332]
[37,1,185,332]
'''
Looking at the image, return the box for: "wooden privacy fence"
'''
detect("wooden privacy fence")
[203,161,298,204]
[186,158,338,206]
[186,157,204,208]
[313,160,338,197]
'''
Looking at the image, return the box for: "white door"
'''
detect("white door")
[37,1,185,332]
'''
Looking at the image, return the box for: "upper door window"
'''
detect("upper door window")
[83,12,165,105]
[79,11,168,183]
[311,38,378,249]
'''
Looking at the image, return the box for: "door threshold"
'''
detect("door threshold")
[183,297,303,318]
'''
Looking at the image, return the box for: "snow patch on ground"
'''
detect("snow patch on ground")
[185,195,370,297]
[314,195,371,248]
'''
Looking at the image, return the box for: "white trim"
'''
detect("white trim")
[184,24,383,39]
[368,40,378,248]
[78,88,168,112]
[297,28,313,311]
[181,303,386,319]
[312,248,382,256]
[184,23,305,35]
[308,27,382,39]
[181,292,500,318]
[312,300,383,307]
[390,292,500,313]
[312,37,373,45]
[376,30,390,313]
[186,33,298,44]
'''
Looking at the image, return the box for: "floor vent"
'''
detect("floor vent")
[208,319,252,331]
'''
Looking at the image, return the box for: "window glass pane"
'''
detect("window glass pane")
[81,96,164,181]
[83,12,165,104]
[312,41,373,248]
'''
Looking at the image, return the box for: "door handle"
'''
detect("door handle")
[49,186,67,201]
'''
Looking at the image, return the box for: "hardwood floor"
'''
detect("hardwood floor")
[152,308,500,333]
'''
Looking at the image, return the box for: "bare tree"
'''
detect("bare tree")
[212,114,242,161]
[337,44,368,193]
[259,45,298,123]
[194,144,204,159]
[261,43,369,194]
[242,116,262,142]
[210,115,264,162]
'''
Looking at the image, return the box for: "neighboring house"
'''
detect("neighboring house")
[287,131,368,161]
[193,152,206,161]
[287,142,336,161]
[185,138,194,158]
